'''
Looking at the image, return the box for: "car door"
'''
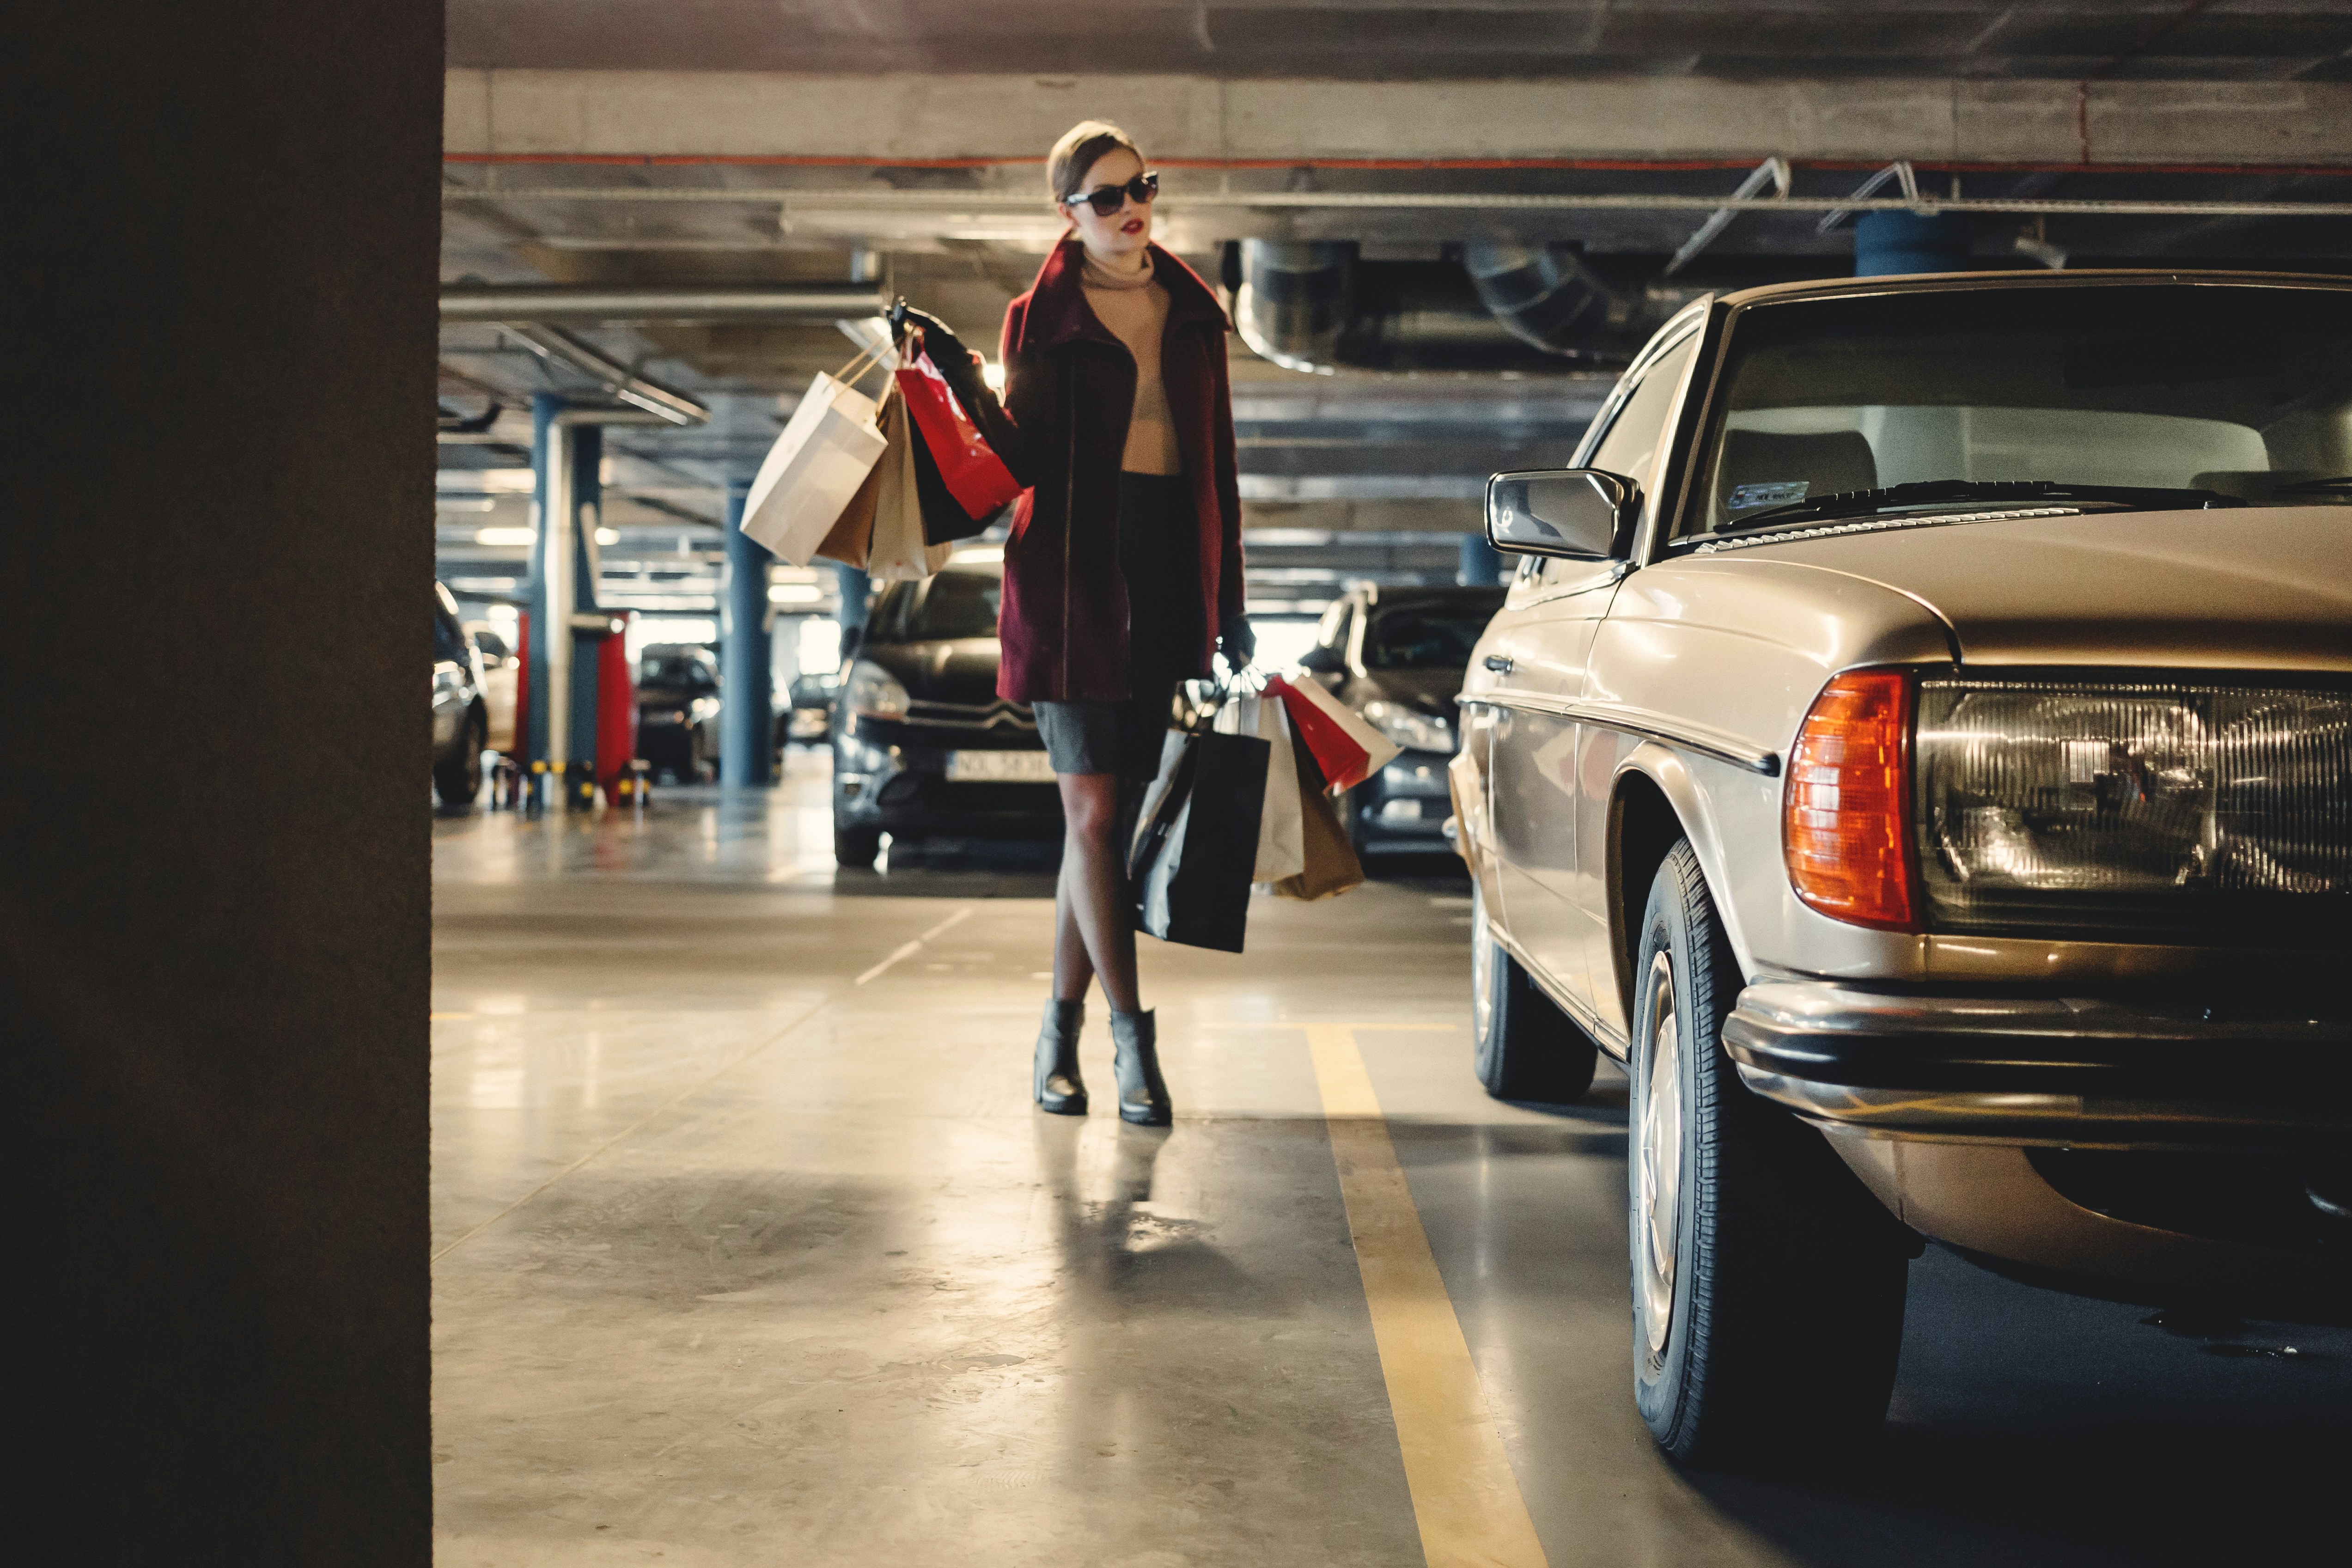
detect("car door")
[1486,332,1699,1024]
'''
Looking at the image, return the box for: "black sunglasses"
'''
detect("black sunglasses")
[1063,171,1159,218]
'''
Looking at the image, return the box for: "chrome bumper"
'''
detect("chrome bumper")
[1723,982,2352,1150]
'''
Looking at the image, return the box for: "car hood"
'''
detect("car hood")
[1737,506,2352,672]
[864,638,1002,704]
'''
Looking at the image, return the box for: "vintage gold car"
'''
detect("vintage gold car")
[1449,270,2351,1469]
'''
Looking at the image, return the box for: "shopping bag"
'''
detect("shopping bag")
[1273,728,1365,902]
[1129,726,1269,954]
[812,438,884,569]
[1266,673,1402,793]
[737,343,893,564]
[898,335,1023,545]
[865,390,954,583]
[1213,689,1304,883]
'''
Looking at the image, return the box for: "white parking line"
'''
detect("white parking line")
[855,904,976,986]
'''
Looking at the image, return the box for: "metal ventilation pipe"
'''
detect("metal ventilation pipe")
[1458,244,1666,360]
[1230,240,1688,375]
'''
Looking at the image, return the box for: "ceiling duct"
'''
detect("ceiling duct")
[1230,240,1692,375]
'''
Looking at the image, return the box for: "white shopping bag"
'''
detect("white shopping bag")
[865,390,953,582]
[1215,689,1305,882]
[738,348,892,565]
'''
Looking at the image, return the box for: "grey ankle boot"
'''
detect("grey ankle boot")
[1033,1000,1087,1115]
[1109,1008,1171,1127]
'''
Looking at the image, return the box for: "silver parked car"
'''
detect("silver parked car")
[1451,270,2351,1470]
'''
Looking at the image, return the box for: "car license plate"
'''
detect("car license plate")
[946,749,1056,783]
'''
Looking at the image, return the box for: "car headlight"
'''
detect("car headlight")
[843,659,912,720]
[1915,679,2350,933]
[689,696,721,723]
[1361,700,1454,753]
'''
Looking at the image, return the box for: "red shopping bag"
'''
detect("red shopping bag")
[897,334,1022,543]
[1266,674,1402,794]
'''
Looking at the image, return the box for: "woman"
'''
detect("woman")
[898,120,1251,1127]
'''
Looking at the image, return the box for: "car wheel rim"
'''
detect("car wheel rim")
[1638,949,1682,1363]
[1471,885,1494,1050]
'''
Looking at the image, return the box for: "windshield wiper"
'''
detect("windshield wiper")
[1721,478,2243,533]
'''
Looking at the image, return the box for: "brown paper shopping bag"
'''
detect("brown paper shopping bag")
[1273,727,1363,902]
[865,390,953,583]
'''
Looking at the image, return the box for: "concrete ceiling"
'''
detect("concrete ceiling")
[448,2,2352,81]
[434,5,2352,627]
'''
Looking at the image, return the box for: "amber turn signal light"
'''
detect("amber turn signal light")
[1784,669,1917,931]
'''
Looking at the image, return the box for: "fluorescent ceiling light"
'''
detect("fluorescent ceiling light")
[595,527,619,545]
[475,527,536,547]
[768,583,825,605]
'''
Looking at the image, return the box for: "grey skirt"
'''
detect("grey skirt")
[1034,471,1200,781]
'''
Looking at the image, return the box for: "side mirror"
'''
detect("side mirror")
[1298,643,1346,675]
[1485,469,1638,561]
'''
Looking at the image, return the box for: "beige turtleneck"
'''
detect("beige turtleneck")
[1080,250,1184,476]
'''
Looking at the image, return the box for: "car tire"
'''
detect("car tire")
[1470,879,1598,1103]
[1629,838,1910,1470]
[834,824,882,868]
[433,713,486,808]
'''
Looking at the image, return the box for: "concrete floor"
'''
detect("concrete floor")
[432,759,2351,1567]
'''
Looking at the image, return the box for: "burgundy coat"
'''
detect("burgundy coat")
[960,239,1244,704]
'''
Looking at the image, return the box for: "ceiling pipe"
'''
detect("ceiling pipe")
[1459,244,1694,360]
[507,323,709,426]
[1233,239,1695,374]
[440,282,890,323]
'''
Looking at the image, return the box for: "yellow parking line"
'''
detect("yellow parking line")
[1306,1024,1549,1568]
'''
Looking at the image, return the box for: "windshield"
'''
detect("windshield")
[1683,283,2352,539]
[909,571,1001,641]
[640,653,716,690]
[1364,598,1503,670]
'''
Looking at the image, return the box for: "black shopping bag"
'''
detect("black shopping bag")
[1129,725,1269,954]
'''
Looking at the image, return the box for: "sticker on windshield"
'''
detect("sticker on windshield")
[1728,480,1809,512]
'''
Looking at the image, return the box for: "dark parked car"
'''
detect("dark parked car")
[636,644,720,783]
[432,581,490,807]
[1297,584,1506,854]
[831,556,1060,866]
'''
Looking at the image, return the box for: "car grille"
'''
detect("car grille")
[904,697,1037,733]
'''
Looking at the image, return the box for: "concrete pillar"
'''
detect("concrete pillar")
[1853,211,1973,277]
[11,3,438,1559]
[720,480,773,785]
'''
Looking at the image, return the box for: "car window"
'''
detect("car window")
[1364,598,1506,670]
[907,570,1002,641]
[640,653,717,690]
[1541,336,1696,584]
[1683,284,2352,537]
[1588,336,1698,492]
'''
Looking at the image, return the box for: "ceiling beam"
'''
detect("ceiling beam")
[444,70,2352,168]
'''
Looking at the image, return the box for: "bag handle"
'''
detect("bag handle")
[831,331,901,393]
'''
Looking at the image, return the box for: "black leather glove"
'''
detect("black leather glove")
[1220,613,1256,670]
[889,300,983,390]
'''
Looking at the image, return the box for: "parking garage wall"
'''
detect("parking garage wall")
[8,5,442,1561]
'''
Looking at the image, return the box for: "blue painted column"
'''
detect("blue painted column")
[834,564,872,656]
[1457,532,1505,587]
[567,423,604,776]
[525,393,562,768]
[1853,211,1972,277]
[719,479,772,786]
